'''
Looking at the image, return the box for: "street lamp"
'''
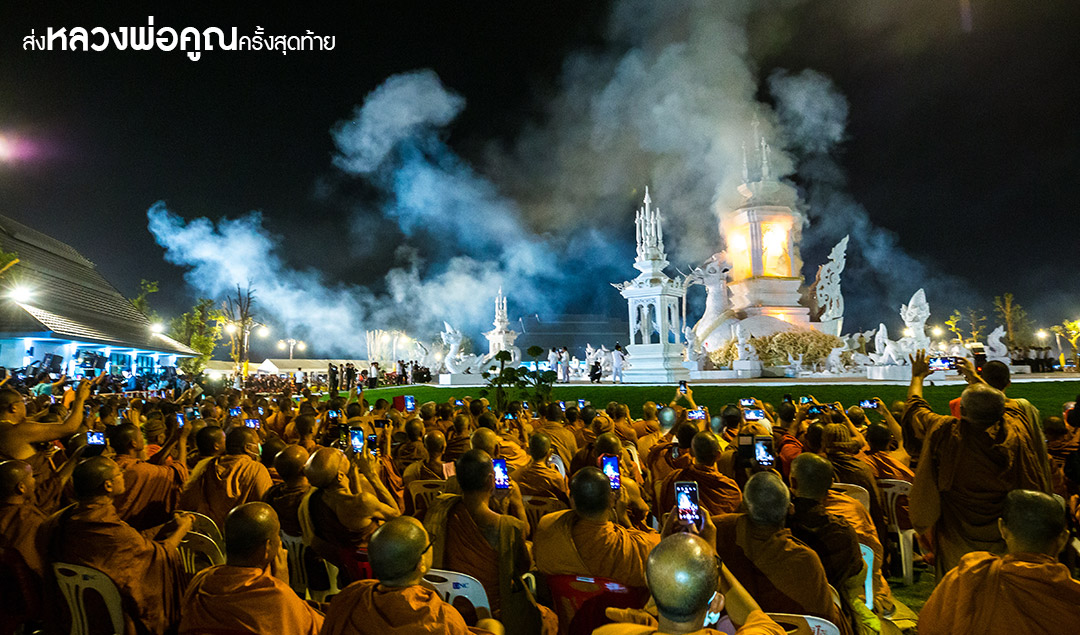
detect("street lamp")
[278,338,305,359]
[931,326,944,338]
[9,286,31,303]
[1037,330,1048,340]
[150,323,164,334]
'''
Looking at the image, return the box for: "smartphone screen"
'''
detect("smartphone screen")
[327,409,340,421]
[229,407,241,417]
[678,380,687,394]
[87,431,106,446]
[521,400,529,410]
[753,435,775,468]
[687,408,706,421]
[373,418,388,429]
[739,398,755,407]
[176,413,185,427]
[558,401,566,411]
[244,418,260,429]
[744,409,766,421]
[859,399,878,409]
[807,405,826,416]
[799,396,812,404]
[928,357,953,372]
[367,434,378,457]
[783,394,793,403]
[454,399,464,406]
[258,406,265,416]
[349,428,365,453]
[404,395,416,412]
[675,481,700,524]
[493,458,510,489]
[578,399,586,408]
[503,413,515,421]
[600,454,621,490]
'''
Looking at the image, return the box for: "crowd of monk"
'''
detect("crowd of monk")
[1,349,1079,634]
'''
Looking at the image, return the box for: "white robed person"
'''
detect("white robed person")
[559,347,571,383]
[611,344,627,383]
[547,348,559,375]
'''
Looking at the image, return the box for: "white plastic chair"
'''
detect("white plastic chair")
[547,453,567,479]
[280,532,338,601]
[878,478,915,585]
[178,531,224,575]
[52,562,125,635]
[766,613,841,635]
[186,511,224,549]
[408,479,446,512]
[624,444,641,468]
[859,543,874,612]
[832,483,871,512]
[422,568,492,620]
[521,495,568,537]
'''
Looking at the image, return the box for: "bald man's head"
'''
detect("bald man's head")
[110,423,144,454]
[960,383,1006,424]
[570,466,614,518]
[0,460,34,498]
[470,427,499,456]
[305,447,346,488]
[647,533,720,622]
[369,516,431,585]
[260,437,287,467]
[423,430,446,457]
[456,449,494,493]
[226,428,257,456]
[865,423,892,452]
[595,432,621,456]
[744,472,790,528]
[72,456,123,500]
[1001,489,1068,555]
[196,426,225,457]
[691,432,721,466]
[274,445,310,481]
[791,453,833,501]
[405,419,424,441]
[529,432,552,461]
[225,502,281,566]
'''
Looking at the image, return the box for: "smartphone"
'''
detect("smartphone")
[87,431,106,446]
[675,481,701,525]
[799,396,812,404]
[493,458,510,490]
[349,428,365,453]
[678,380,688,394]
[367,434,378,457]
[244,418,260,429]
[744,409,766,421]
[687,408,707,421]
[373,418,388,429]
[454,399,464,406]
[327,409,341,422]
[522,400,530,410]
[807,405,827,416]
[558,400,566,411]
[258,406,265,416]
[739,398,755,407]
[600,455,621,490]
[928,357,956,371]
[578,399,586,408]
[859,399,878,409]
[176,413,185,427]
[753,435,775,468]
[404,395,416,413]
[229,407,241,417]
[783,393,793,403]
[84,405,92,417]
[503,413,515,421]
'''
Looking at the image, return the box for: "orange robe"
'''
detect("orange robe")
[498,438,530,471]
[511,461,570,504]
[0,500,47,579]
[445,432,471,461]
[644,441,690,491]
[712,513,847,633]
[535,422,578,467]
[179,454,274,530]
[534,509,659,588]
[612,419,639,447]
[632,418,660,440]
[179,564,323,634]
[112,454,188,531]
[822,491,891,603]
[262,481,310,537]
[320,580,492,635]
[393,440,427,475]
[658,464,742,516]
[918,551,1080,635]
[403,460,447,488]
[860,449,914,528]
[593,610,786,635]
[40,501,185,635]
[378,454,406,511]
[908,397,1052,577]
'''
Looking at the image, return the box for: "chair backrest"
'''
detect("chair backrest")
[52,562,125,635]
[546,574,650,635]
[422,569,492,620]
[280,532,311,595]
[832,483,871,512]
[548,453,568,479]
[766,613,842,635]
[623,444,640,468]
[521,495,569,537]
[858,543,874,612]
[186,511,224,548]
[876,478,911,532]
[178,531,225,575]
[408,479,446,514]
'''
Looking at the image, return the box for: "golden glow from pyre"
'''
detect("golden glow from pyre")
[726,227,752,280]
[761,221,791,277]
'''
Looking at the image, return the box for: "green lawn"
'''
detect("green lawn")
[361,379,1080,419]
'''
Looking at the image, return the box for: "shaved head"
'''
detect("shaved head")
[960,383,1006,424]
[196,426,225,457]
[791,453,833,500]
[72,456,121,500]
[260,437,287,467]
[405,419,424,441]
[865,423,892,452]
[470,427,499,456]
[647,533,720,622]
[595,432,621,456]
[305,447,346,488]
[528,432,552,461]
[744,472,790,528]
[691,432,721,465]
[274,445,310,480]
[1002,489,1068,554]
[0,460,33,497]
[423,431,446,456]
[226,428,257,455]
[369,516,431,584]
[110,423,143,454]
[457,449,494,493]
[570,466,614,517]
[225,502,280,563]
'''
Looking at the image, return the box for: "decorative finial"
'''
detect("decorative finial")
[643,185,651,206]
[741,142,749,183]
[760,138,772,181]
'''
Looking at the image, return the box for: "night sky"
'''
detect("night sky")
[1,1,1077,356]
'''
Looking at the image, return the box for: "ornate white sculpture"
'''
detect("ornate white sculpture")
[735,324,759,362]
[483,288,521,363]
[986,325,1010,363]
[900,289,932,352]
[812,235,849,336]
[440,322,496,375]
[684,251,741,353]
[825,346,847,374]
[787,352,804,375]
